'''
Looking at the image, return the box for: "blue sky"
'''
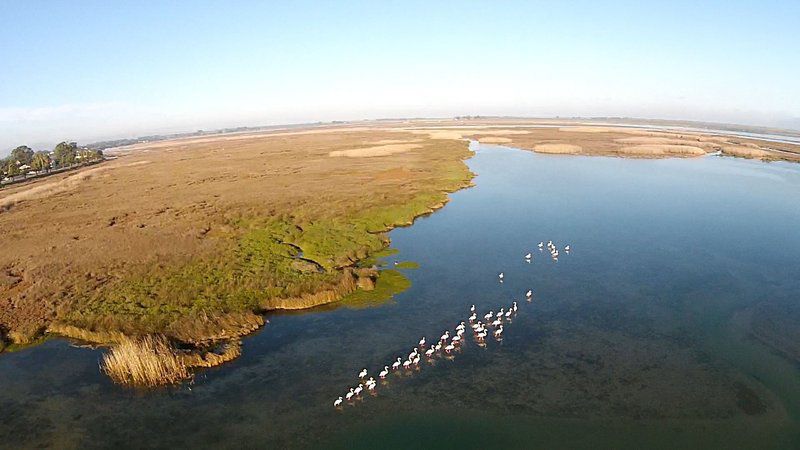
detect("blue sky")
[1,0,799,151]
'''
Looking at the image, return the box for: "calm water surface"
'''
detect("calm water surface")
[2,143,800,449]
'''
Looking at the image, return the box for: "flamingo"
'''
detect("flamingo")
[334,397,343,408]
[392,357,402,371]
[498,272,504,282]
[402,359,412,369]
[512,301,518,312]
[345,389,355,401]
[494,326,504,338]
[565,245,570,252]
[413,355,420,366]
[484,311,493,321]
[525,252,532,259]
[379,366,389,378]
[452,335,462,345]
[505,309,513,319]
[469,313,477,322]
[440,331,450,342]
[425,347,435,357]
[358,369,368,379]
[538,242,544,249]
[419,337,426,348]
[445,344,455,353]
[491,319,502,327]
[470,305,476,313]
[354,384,363,396]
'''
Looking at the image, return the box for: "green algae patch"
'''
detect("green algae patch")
[394,261,420,270]
[338,269,411,309]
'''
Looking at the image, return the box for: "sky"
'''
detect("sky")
[1,0,799,152]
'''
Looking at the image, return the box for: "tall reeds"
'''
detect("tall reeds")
[101,335,190,386]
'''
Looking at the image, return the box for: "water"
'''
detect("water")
[2,143,800,449]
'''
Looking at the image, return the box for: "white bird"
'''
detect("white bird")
[565,245,570,252]
[440,331,450,342]
[334,397,343,407]
[358,369,368,379]
[470,304,476,313]
[402,359,411,369]
[425,347,435,357]
[367,377,375,385]
[525,252,532,260]
[469,313,477,322]
[484,311,493,321]
[512,301,518,312]
[477,331,487,340]
[505,309,513,318]
[491,319,502,327]
[408,348,418,360]
[494,326,504,338]
[392,357,402,371]
[452,335,462,344]
[445,344,455,353]
[354,384,363,396]
[498,272,504,281]
[413,356,420,365]
[526,289,532,299]
[538,242,544,249]
[496,308,504,318]
[419,337,426,347]
[379,366,389,378]
[435,342,442,351]
[346,389,355,401]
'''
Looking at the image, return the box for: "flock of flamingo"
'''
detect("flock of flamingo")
[332,240,571,409]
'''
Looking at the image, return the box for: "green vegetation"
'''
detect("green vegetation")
[338,269,411,308]
[58,148,472,341]
[394,261,420,269]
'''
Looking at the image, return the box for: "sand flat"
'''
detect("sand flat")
[329,143,423,157]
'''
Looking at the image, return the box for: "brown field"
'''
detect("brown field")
[2,119,799,383]
[0,127,473,350]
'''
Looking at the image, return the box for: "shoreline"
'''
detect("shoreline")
[0,138,476,384]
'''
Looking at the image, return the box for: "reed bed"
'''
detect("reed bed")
[101,335,190,386]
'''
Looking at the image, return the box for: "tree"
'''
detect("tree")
[9,146,34,165]
[5,160,21,177]
[53,141,77,167]
[31,151,52,172]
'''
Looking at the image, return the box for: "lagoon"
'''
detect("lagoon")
[2,142,800,448]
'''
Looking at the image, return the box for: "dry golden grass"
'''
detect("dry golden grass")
[329,143,422,157]
[476,137,513,144]
[533,143,584,154]
[101,335,190,386]
[618,144,706,156]
[0,127,473,346]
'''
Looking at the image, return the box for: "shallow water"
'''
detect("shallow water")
[2,143,800,449]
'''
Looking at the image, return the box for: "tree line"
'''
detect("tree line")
[1,142,104,180]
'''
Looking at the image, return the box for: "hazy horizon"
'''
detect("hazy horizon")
[2,0,799,152]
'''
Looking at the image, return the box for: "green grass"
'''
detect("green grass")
[59,139,474,342]
[337,269,411,309]
[393,261,420,269]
